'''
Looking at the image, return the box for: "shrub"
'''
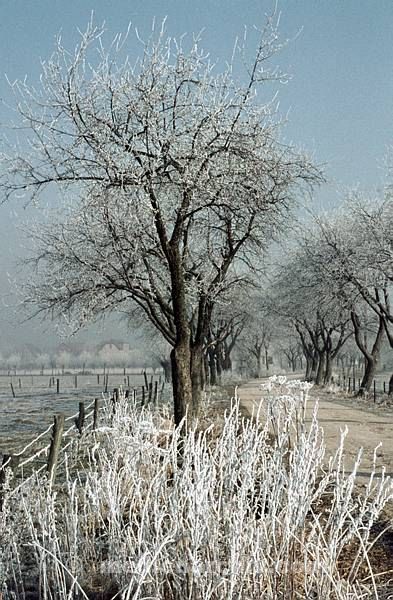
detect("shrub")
[0,378,392,599]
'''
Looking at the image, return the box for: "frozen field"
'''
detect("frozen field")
[0,371,156,453]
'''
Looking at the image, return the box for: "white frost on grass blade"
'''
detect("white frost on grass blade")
[0,378,392,599]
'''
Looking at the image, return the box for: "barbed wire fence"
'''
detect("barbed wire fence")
[334,373,392,403]
[0,375,172,509]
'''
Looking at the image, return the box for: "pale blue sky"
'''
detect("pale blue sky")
[0,0,392,349]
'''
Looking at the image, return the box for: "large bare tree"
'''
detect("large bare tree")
[1,19,320,423]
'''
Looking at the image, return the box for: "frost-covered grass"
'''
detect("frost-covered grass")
[1,378,392,599]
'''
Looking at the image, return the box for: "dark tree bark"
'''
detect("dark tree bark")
[190,344,204,418]
[389,373,393,395]
[208,346,217,386]
[222,320,244,372]
[256,350,263,378]
[295,324,314,381]
[381,317,393,396]
[203,353,209,387]
[310,350,319,380]
[222,347,232,372]
[351,311,384,396]
[265,348,269,372]
[170,344,190,426]
[315,350,326,385]
[324,354,333,384]
[168,248,193,425]
[215,341,223,382]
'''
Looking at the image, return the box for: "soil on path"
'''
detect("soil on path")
[238,378,393,483]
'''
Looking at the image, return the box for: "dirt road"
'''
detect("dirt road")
[238,379,393,482]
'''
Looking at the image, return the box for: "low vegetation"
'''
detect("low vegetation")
[1,378,392,599]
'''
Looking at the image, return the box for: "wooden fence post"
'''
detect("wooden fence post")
[373,380,376,403]
[142,386,146,407]
[10,383,16,398]
[93,398,99,431]
[148,382,153,404]
[154,381,158,405]
[74,375,78,389]
[143,371,149,390]
[0,454,20,511]
[56,379,60,394]
[112,388,119,415]
[47,414,65,485]
[74,402,85,434]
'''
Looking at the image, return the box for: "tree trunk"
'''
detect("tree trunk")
[190,345,203,418]
[358,357,378,395]
[222,354,232,371]
[222,342,232,371]
[168,247,193,425]
[310,351,319,381]
[305,356,312,380]
[324,354,333,385]
[256,353,262,378]
[170,342,192,426]
[203,353,209,386]
[315,351,326,386]
[351,312,384,398]
[208,347,217,386]
[265,348,269,372]
[215,344,223,383]
[388,373,393,395]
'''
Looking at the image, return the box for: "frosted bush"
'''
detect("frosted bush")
[0,379,392,599]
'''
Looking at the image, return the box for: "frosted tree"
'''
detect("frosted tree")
[269,231,352,384]
[314,194,393,393]
[56,350,72,374]
[275,327,302,372]
[0,18,321,422]
[6,353,21,375]
[35,352,50,374]
[238,303,274,377]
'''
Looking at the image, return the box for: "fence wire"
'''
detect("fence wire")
[0,380,172,499]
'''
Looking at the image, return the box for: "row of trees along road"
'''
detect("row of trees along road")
[0,19,321,424]
[269,193,393,396]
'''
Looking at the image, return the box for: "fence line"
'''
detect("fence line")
[335,374,391,403]
[0,377,172,506]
